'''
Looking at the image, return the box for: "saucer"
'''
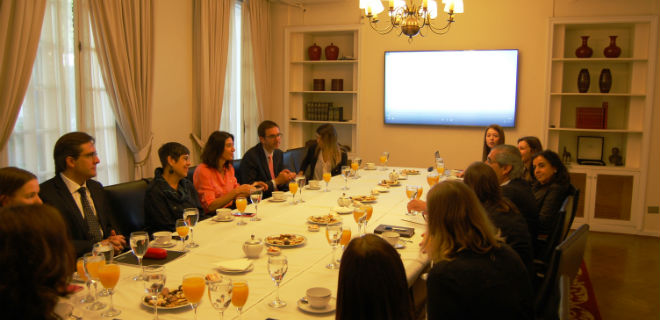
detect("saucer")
[306,186,321,190]
[151,241,176,248]
[298,297,336,314]
[212,215,234,222]
[332,206,354,215]
[394,242,406,249]
[268,198,287,202]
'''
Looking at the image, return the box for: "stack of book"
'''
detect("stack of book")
[305,102,343,121]
[576,102,608,129]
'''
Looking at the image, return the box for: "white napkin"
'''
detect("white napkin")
[215,258,253,271]
[332,206,353,214]
[401,215,427,225]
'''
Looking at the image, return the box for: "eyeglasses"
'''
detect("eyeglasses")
[265,133,283,139]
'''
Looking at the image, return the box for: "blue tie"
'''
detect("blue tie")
[78,187,102,242]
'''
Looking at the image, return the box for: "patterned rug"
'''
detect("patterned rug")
[569,262,602,320]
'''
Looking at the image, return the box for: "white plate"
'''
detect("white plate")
[212,216,234,222]
[141,296,190,310]
[395,242,406,249]
[398,175,408,180]
[332,206,354,215]
[306,186,321,190]
[217,263,254,274]
[373,186,389,193]
[151,241,176,249]
[265,234,307,248]
[268,198,287,202]
[307,215,343,225]
[298,297,336,314]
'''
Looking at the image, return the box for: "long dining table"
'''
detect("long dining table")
[68,166,433,319]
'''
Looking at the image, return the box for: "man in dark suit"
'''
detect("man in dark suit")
[486,144,540,240]
[239,121,296,198]
[39,132,126,257]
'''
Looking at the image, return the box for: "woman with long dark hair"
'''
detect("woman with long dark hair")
[517,136,543,182]
[482,124,505,162]
[531,150,571,235]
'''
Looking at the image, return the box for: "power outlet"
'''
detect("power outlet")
[648,206,659,214]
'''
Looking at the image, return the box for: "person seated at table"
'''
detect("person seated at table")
[239,120,296,198]
[486,144,540,240]
[336,234,414,320]
[0,204,76,319]
[424,180,533,319]
[298,123,348,181]
[482,124,506,162]
[463,161,534,280]
[0,167,43,207]
[145,142,203,232]
[517,136,543,182]
[531,150,571,236]
[194,131,267,212]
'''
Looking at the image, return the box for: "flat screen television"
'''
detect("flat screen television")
[383,49,519,127]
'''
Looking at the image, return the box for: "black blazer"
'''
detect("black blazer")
[533,181,570,235]
[239,142,287,197]
[40,175,117,257]
[298,140,348,181]
[502,178,540,240]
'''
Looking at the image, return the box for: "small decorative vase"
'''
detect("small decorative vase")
[577,68,590,93]
[575,36,593,58]
[308,43,321,60]
[603,35,621,58]
[599,68,612,93]
[325,43,339,60]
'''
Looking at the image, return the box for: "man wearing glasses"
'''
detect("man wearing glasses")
[239,121,296,198]
[40,132,126,257]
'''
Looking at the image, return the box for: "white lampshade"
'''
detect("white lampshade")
[359,0,385,15]
[426,0,438,19]
[442,0,464,13]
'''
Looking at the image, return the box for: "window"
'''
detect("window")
[6,0,119,184]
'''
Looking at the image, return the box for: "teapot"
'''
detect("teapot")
[337,193,352,207]
[242,234,264,259]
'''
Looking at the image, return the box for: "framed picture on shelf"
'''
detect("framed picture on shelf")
[577,136,605,165]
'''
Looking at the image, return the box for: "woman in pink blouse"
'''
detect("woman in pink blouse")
[193,131,267,213]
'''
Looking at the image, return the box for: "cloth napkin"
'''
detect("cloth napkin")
[215,258,253,271]
[144,247,168,259]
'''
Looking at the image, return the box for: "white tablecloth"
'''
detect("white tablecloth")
[69,167,430,319]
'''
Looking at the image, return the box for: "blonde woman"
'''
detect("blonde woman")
[424,181,533,320]
[298,124,348,181]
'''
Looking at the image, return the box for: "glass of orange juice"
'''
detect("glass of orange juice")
[416,186,424,200]
[363,205,374,231]
[435,157,446,176]
[83,252,106,311]
[98,263,121,317]
[232,280,249,317]
[353,207,366,236]
[288,181,298,204]
[351,157,361,178]
[183,273,206,320]
[427,171,440,187]
[175,219,189,249]
[379,152,390,170]
[236,197,248,225]
[405,185,419,216]
[340,228,352,249]
[76,257,94,304]
[322,171,332,192]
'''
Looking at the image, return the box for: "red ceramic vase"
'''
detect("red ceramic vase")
[603,36,621,58]
[575,36,593,58]
[325,43,339,60]
[308,43,321,60]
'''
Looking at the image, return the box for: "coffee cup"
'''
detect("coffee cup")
[216,208,232,220]
[309,180,320,188]
[306,287,332,309]
[365,162,376,169]
[272,191,286,201]
[153,231,172,245]
[381,231,400,247]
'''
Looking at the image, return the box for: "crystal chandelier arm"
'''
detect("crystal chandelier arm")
[426,13,455,35]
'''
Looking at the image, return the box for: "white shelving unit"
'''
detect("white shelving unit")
[284,25,360,154]
[544,16,657,234]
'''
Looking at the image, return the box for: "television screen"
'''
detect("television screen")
[384,49,519,127]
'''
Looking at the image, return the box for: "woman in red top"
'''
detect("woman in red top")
[193,131,267,212]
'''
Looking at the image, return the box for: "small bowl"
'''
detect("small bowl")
[306,287,332,309]
[381,231,400,247]
[153,231,172,245]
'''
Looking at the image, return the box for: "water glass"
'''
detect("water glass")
[341,166,350,190]
[144,265,166,320]
[130,231,149,280]
[207,275,233,319]
[268,255,288,308]
[296,177,306,203]
[183,208,200,248]
[326,224,343,269]
[250,189,263,221]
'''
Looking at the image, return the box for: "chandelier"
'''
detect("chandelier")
[359,0,463,40]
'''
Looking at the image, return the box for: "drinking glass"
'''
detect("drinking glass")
[352,207,366,236]
[76,257,94,304]
[296,177,306,203]
[83,252,106,310]
[435,157,446,176]
[250,189,263,221]
[405,185,419,216]
[339,228,352,251]
[175,219,190,250]
[427,171,440,187]
[207,275,232,320]
[363,205,373,232]
[267,255,288,308]
[98,262,121,317]
[322,171,332,192]
[288,181,299,204]
[379,152,390,170]
[130,231,149,280]
[232,280,249,317]
[144,265,166,320]
[236,197,248,226]
[183,208,200,248]
[93,242,113,297]
[182,273,206,320]
[325,224,342,269]
[341,166,350,190]
[351,157,361,178]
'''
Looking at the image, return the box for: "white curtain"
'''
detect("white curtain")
[220,0,242,153]
[243,0,269,149]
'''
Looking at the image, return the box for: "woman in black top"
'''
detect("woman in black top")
[144,142,203,233]
[298,124,348,181]
[425,180,533,320]
[517,136,543,182]
[463,161,534,281]
[531,150,571,236]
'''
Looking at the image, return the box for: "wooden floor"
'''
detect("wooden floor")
[583,231,659,319]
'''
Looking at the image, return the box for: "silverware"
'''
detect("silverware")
[299,296,309,304]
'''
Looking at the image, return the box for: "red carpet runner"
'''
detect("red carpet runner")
[569,262,602,320]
